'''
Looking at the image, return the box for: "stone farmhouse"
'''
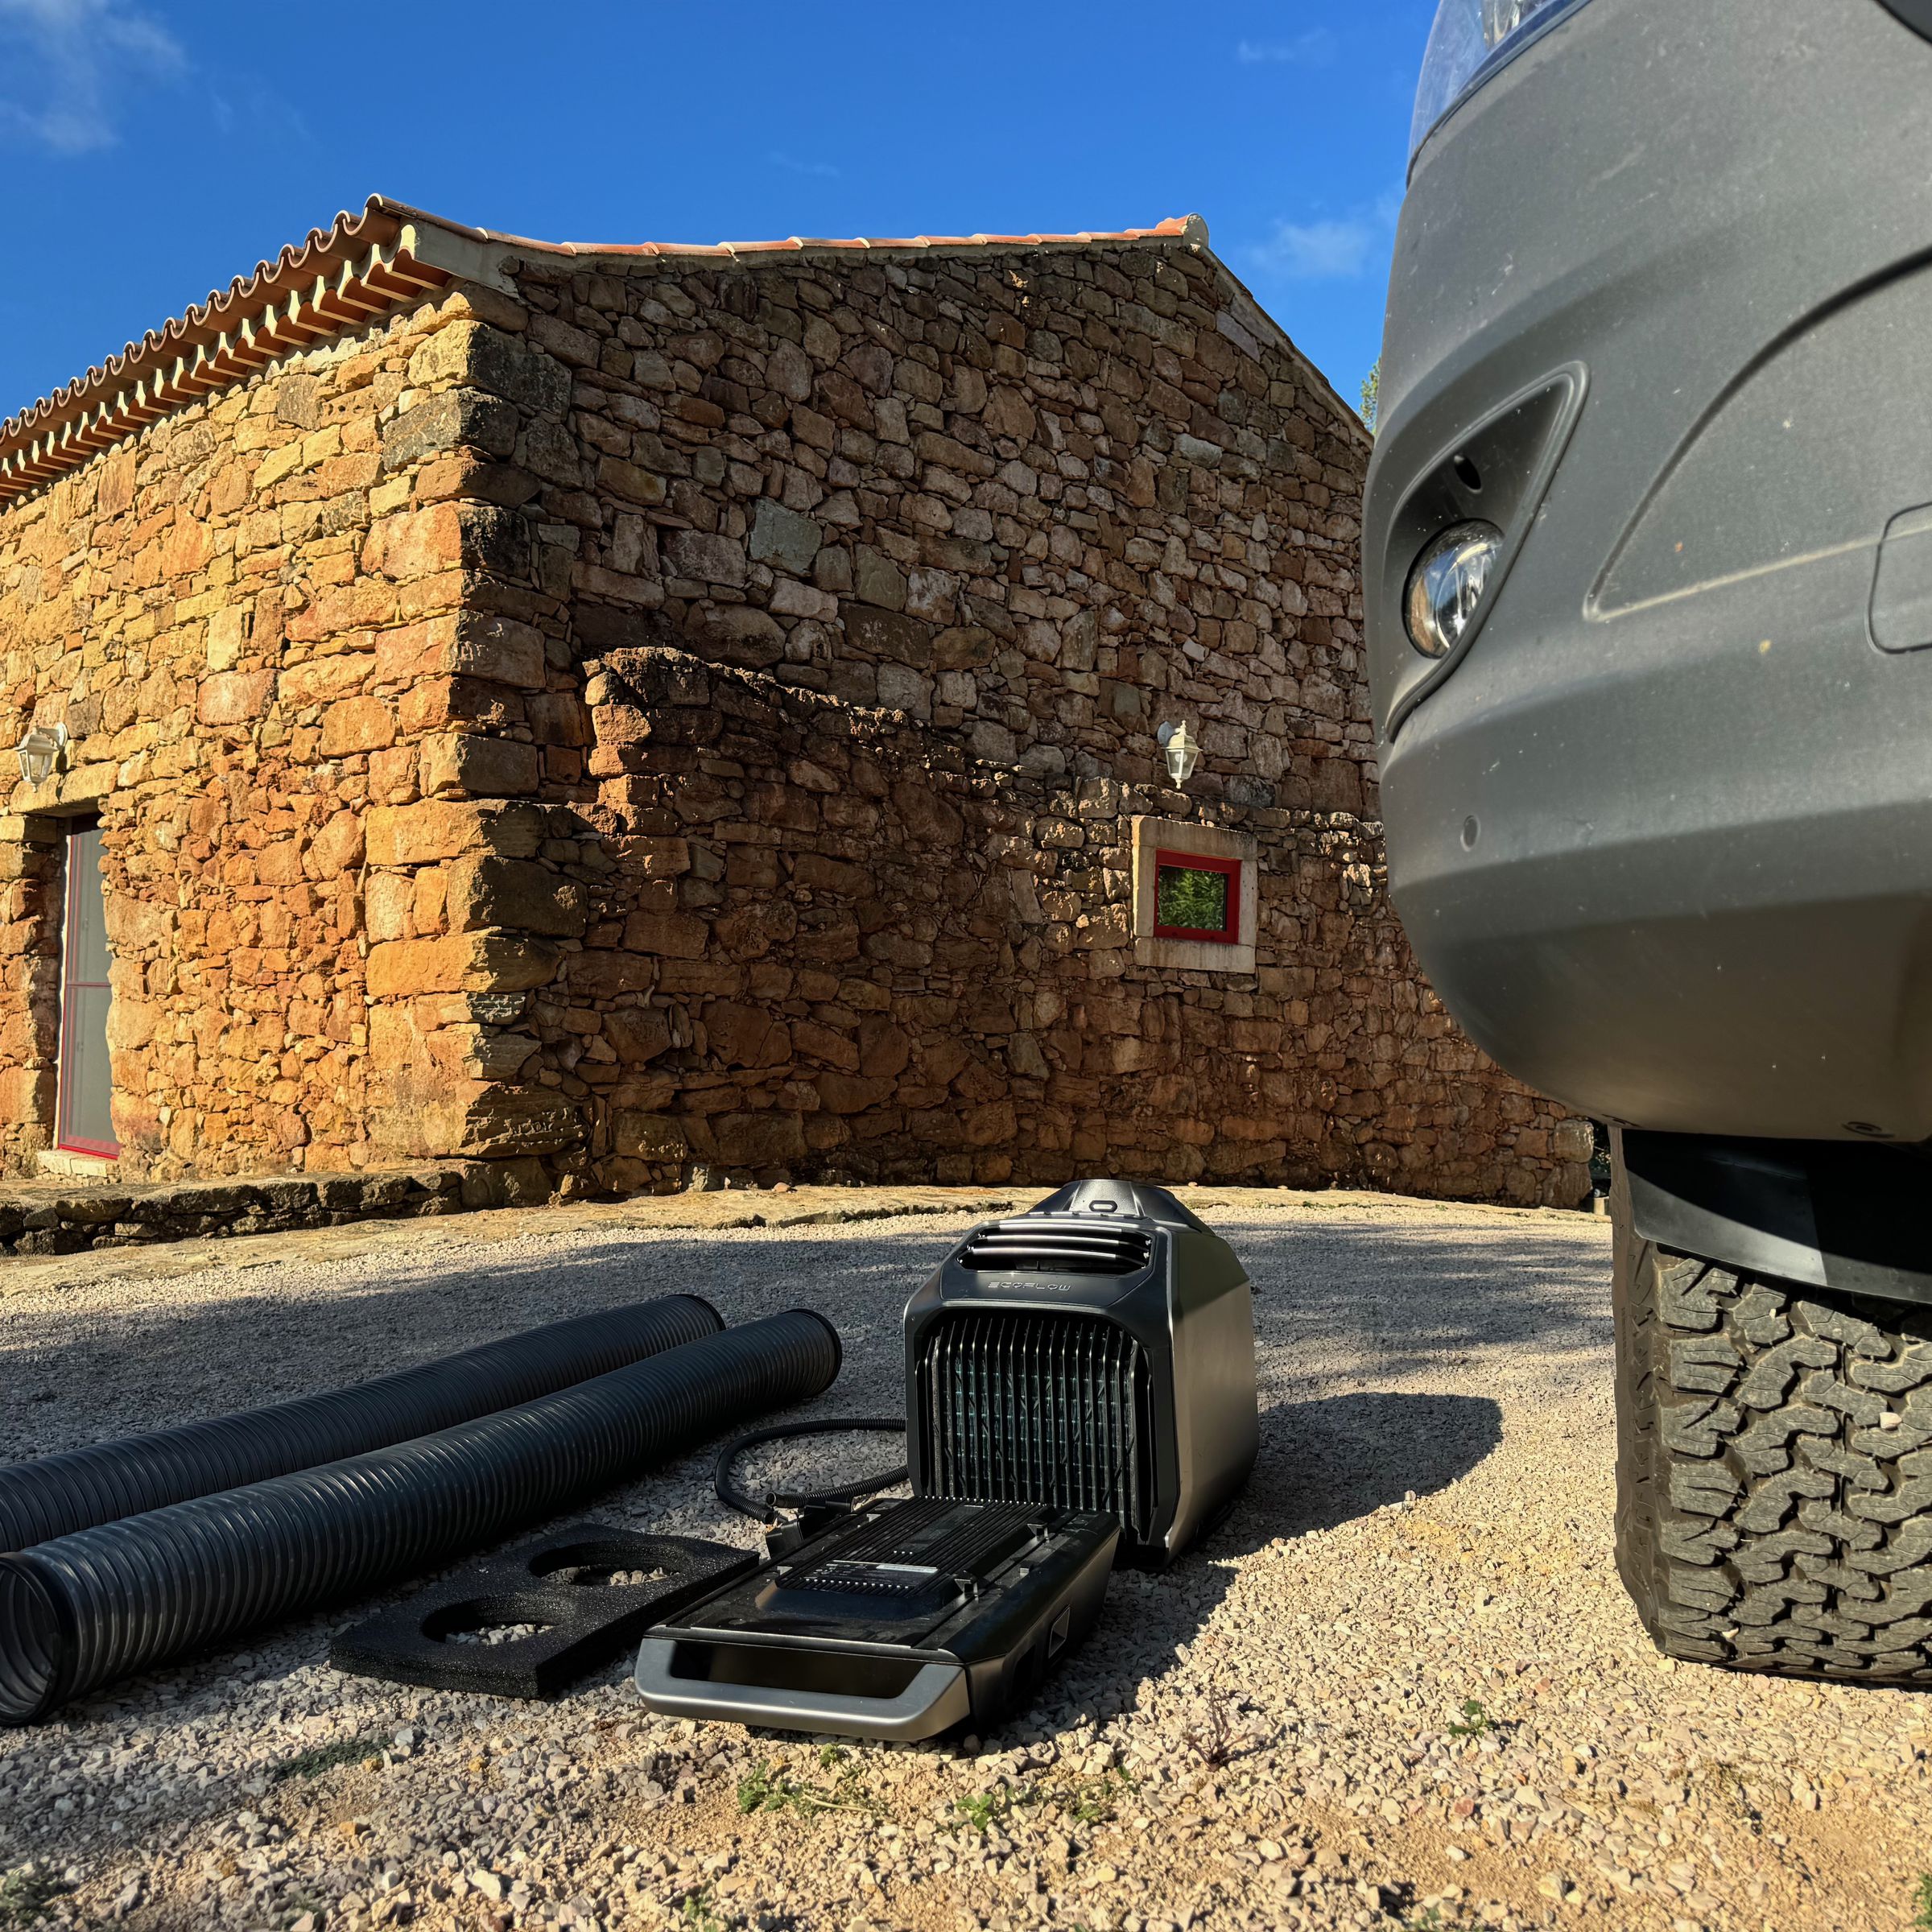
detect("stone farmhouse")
[0,197,1587,1206]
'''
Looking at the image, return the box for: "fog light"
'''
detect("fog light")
[1404,521,1504,659]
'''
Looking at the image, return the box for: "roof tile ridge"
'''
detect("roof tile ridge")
[458,217,1206,262]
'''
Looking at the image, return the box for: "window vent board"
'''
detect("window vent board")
[1129,815,1258,972]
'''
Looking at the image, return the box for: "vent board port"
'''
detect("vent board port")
[956,1219,1154,1276]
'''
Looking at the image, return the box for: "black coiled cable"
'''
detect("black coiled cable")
[713,1418,908,1521]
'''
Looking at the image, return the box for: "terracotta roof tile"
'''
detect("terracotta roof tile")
[0,198,440,502]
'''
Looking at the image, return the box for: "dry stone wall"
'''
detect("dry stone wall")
[0,1162,478,1257]
[572,646,1586,1200]
[432,233,1587,1205]
[0,219,1589,1207]
[0,284,584,1179]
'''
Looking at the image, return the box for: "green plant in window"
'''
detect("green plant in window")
[1157,865,1228,932]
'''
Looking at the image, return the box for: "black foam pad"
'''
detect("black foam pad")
[329,1523,755,1699]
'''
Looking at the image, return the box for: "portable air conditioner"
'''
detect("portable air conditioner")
[904,1178,1258,1566]
[634,1178,1258,1739]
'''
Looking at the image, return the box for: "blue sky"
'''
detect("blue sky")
[0,1,1437,423]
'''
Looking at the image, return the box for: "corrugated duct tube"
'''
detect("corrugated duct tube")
[0,1294,722,1552]
[0,1309,840,1724]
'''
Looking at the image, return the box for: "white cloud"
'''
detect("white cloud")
[1244,188,1406,283]
[1236,30,1335,64]
[208,74,312,147]
[0,0,184,154]
[1246,217,1377,280]
[770,151,840,180]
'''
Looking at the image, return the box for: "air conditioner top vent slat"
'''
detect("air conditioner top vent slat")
[957,1218,1154,1277]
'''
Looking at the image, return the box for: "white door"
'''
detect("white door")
[57,821,116,1157]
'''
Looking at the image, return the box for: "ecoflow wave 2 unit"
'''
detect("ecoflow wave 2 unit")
[906,1177,1258,1565]
[636,1179,1258,1739]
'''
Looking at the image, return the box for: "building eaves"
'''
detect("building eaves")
[0,196,1364,510]
[0,200,461,507]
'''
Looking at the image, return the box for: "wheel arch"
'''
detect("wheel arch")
[1621,1128,1932,1311]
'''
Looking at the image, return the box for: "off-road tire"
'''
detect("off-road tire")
[1613,1179,1932,1681]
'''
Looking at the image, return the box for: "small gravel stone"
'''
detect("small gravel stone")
[3,1190,1930,1930]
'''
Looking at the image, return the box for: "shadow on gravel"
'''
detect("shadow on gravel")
[1228,1212,1613,1382]
[1,1207,1608,1459]
[0,1228,962,1459]
[1047,1389,1504,1731]
[1232,1389,1505,1550]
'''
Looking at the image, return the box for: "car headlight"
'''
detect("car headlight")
[1404,522,1505,659]
[1410,0,1594,163]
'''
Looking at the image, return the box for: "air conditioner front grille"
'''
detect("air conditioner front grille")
[956,1219,1154,1277]
[916,1310,1156,1544]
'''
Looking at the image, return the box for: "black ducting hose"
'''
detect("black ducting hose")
[715,1418,907,1521]
[0,1310,840,1725]
[0,1295,722,1552]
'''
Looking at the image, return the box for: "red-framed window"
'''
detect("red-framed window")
[1151,848,1241,944]
[57,820,118,1158]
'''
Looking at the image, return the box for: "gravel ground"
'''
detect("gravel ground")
[2,1187,1930,1932]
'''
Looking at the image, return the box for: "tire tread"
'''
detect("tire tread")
[1615,1199,1932,1682]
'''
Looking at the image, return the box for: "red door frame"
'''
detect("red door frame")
[1151,848,1242,944]
[56,821,118,1158]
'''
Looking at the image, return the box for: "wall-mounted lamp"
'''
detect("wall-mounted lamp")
[14,721,68,788]
[1156,720,1199,787]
